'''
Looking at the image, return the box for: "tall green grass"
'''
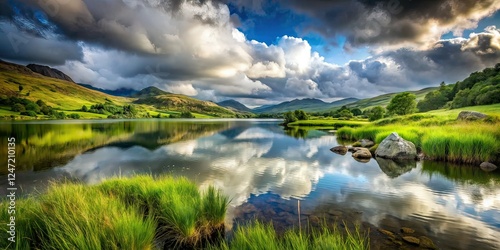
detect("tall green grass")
[213,221,368,250]
[335,115,500,164]
[0,175,228,249]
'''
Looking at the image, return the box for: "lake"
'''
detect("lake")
[1,119,499,249]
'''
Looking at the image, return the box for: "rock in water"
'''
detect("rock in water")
[480,162,498,172]
[330,146,348,155]
[359,139,375,147]
[352,148,372,159]
[401,227,415,234]
[402,236,420,245]
[375,132,417,160]
[419,236,437,249]
[457,111,487,121]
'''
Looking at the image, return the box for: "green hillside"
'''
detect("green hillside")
[0,60,242,119]
[349,87,437,110]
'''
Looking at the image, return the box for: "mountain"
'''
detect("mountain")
[132,86,170,98]
[132,86,238,117]
[26,64,74,82]
[217,99,253,113]
[348,87,437,110]
[78,83,138,97]
[253,97,359,114]
[0,60,130,111]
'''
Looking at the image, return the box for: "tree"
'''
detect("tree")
[338,109,353,119]
[180,111,195,118]
[294,110,309,120]
[283,111,297,125]
[351,108,362,116]
[417,90,448,112]
[81,105,88,112]
[25,103,41,113]
[18,85,23,92]
[387,92,417,115]
[368,106,385,121]
[12,103,25,112]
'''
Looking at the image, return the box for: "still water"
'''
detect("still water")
[0,119,499,249]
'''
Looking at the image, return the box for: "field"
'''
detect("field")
[295,104,500,165]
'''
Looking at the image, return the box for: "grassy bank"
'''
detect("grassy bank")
[212,221,368,250]
[0,175,369,250]
[0,175,228,249]
[287,119,369,129]
[335,110,500,164]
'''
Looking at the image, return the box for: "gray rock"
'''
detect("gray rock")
[375,132,417,160]
[480,162,498,172]
[330,146,348,155]
[352,148,372,159]
[457,111,487,121]
[359,139,375,147]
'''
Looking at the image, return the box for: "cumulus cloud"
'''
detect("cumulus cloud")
[0,0,499,105]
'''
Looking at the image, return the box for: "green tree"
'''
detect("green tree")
[180,111,195,118]
[368,106,385,121]
[283,111,297,125]
[417,90,448,112]
[81,105,88,112]
[25,103,41,113]
[387,92,417,115]
[12,103,25,112]
[18,85,23,92]
[351,108,362,116]
[338,109,353,119]
[294,110,309,120]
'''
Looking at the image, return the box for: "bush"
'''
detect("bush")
[68,113,80,119]
[20,110,37,117]
[11,103,25,112]
[25,103,41,113]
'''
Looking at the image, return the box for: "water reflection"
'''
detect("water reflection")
[0,120,499,249]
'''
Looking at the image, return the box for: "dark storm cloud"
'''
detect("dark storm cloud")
[0,22,83,65]
[278,0,500,47]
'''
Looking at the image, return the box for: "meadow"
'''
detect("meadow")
[0,175,368,250]
[334,104,500,164]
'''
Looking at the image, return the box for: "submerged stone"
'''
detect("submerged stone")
[480,162,498,172]
[401,227,415,234]
[419,236,437,249]
[402,236,420,245]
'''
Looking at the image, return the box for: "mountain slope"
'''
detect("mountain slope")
[0,61,130,110]
[78,83,138,97]
[217,99,253,112]
[349,87,437,110]
[253,97,359,113]
[26,64,75,82]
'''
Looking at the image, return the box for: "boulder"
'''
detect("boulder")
[480,162,498,172]
[330,146,348,155]
[401,227,415,234]
[359,139,375,148]
[457,111,487,121]
[352,148,372,159]
[348,147,363,152]
[375,132,417,160]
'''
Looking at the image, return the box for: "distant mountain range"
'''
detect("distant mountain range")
[217,100,253,113]
[252,97,359,113]
[77,83,139,97]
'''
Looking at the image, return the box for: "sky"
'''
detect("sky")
[0,0,499,107]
